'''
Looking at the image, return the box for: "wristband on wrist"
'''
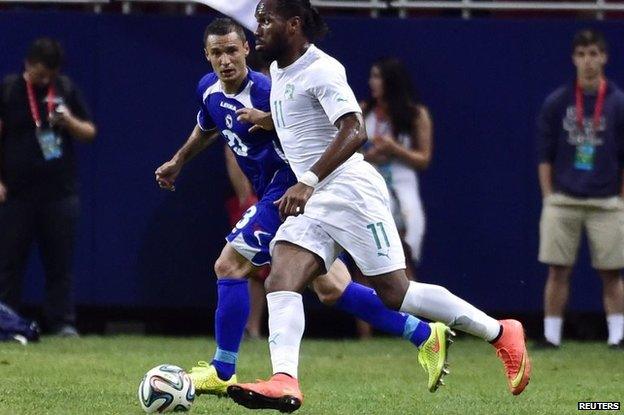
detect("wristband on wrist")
[299,171,319,188]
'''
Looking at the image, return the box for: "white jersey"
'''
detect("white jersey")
[268,46,406,274]
[269,45,363,183]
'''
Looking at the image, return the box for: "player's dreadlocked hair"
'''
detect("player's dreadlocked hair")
[275,0,328,41]
[204,17,247,44]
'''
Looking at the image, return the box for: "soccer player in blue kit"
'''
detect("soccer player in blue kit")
[155,18,451,397]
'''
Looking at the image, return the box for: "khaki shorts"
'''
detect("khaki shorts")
[539,193,624,270]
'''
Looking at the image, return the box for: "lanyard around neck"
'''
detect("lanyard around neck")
[25,78,55,129]
[575,78,607,131]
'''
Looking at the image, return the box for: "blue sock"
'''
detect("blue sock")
[334,282,431,347]
[212,278,249,381]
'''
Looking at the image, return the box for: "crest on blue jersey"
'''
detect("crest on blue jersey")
[226,114,233,129]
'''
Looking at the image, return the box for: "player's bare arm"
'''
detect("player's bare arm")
[274,112,366,218]
[224,146,253,203]
[364,145,390,165]
[311,111,367,181]
[236,108,274,133]
[155,125,218,191]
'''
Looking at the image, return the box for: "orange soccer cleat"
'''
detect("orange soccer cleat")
[228,373,303,413]
[492,319,532,395]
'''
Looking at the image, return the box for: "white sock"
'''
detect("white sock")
[267,291,305,379]
[606,313,624,345]
[544,316,563,346]
[399,281,501,341]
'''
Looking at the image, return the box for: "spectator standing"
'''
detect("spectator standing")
[354,57,433,338]
[0,38,96,336]
[537,29,624,349]
[363,57,433,275]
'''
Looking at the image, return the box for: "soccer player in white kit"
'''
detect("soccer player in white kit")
[227,1,532,411]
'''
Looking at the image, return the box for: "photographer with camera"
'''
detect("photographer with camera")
[0,38,96,337]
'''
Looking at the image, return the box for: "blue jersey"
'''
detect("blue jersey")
[196,70,295,199]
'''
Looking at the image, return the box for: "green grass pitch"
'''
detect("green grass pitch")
[0,336,621,414]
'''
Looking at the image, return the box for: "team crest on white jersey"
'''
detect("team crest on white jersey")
[226,114,233,128]
[284,84,295,100]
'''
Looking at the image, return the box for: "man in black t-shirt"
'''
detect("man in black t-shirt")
[0,38,96,336]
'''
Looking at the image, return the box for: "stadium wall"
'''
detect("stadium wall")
[2,11,623,317]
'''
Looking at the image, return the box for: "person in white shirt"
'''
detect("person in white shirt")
[227,1,532,411]
[353,57,433,338]
[364,57,432,269]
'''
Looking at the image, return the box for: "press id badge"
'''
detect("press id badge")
[36,128,63,161]
[574,144,595,171]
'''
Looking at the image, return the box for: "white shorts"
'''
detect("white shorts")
[270,161,406,276]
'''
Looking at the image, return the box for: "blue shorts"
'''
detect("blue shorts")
[225,200,282,266]
[225,168,294,266]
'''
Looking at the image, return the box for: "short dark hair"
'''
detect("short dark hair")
[274,0,328,41]
[204,17,247,45]
[572,29,608,53]
[26,38,64,70]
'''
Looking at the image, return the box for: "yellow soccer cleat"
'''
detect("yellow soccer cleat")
[418,322,455,392]
[188,361,237,396]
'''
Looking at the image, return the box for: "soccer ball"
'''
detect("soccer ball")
[138,364,195,413]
